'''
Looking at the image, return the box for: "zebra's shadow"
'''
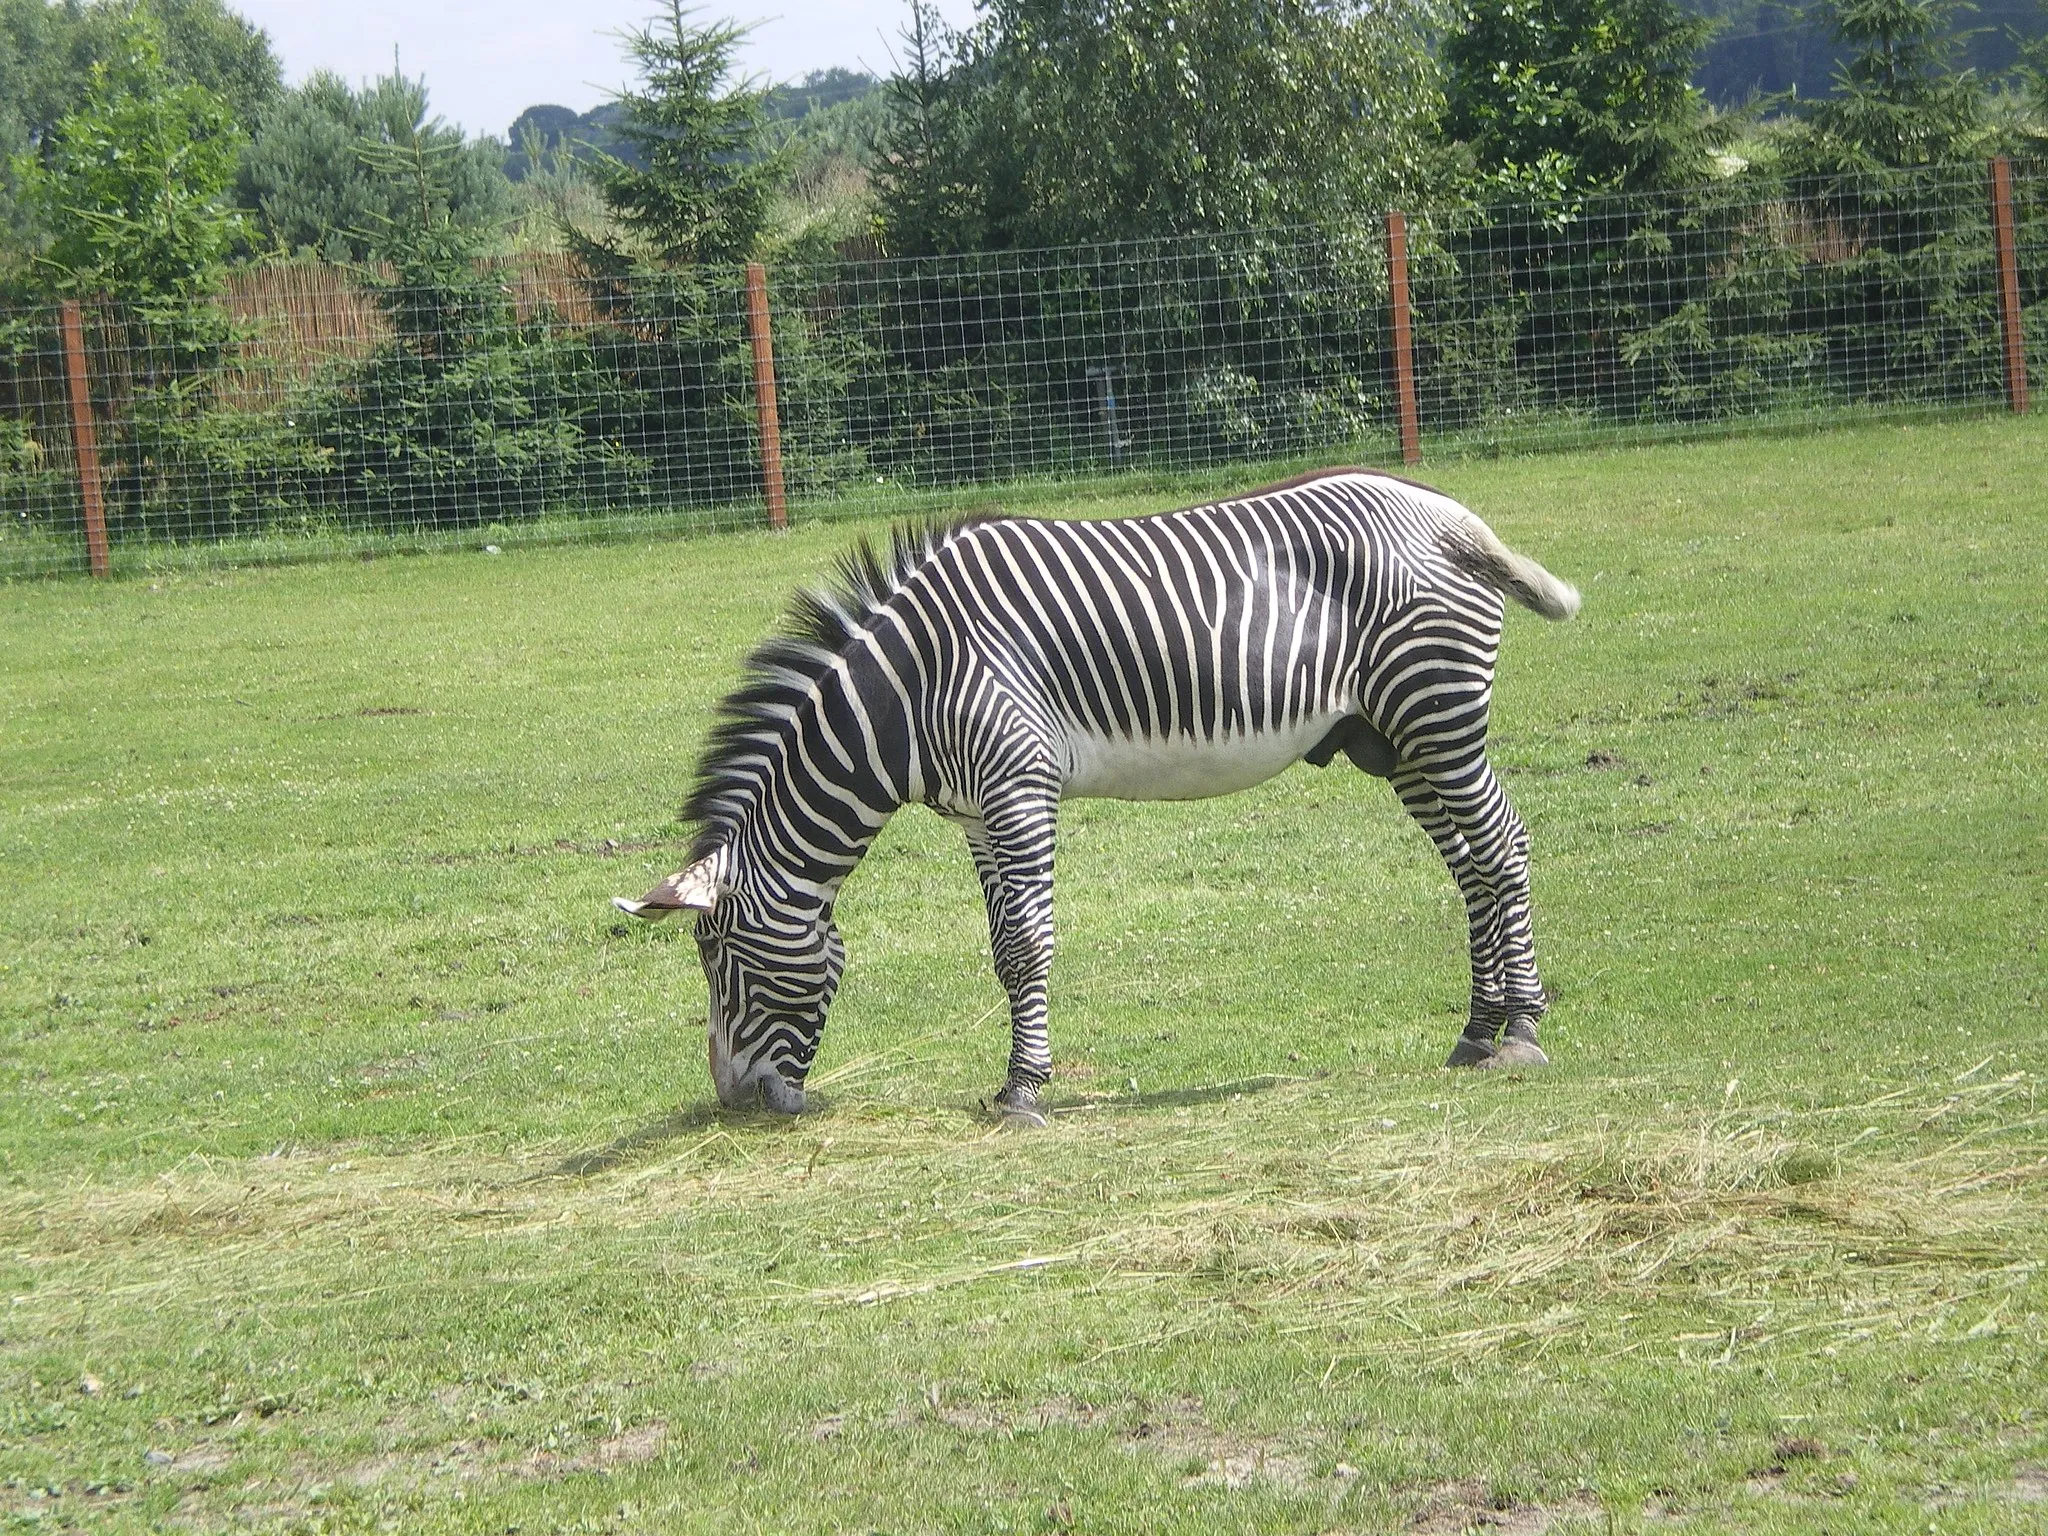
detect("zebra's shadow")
[549,1097,826,1177]
[550,1073,1309,1176]
[1051,1072,1318,1118]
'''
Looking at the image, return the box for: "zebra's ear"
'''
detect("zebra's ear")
[612,850,726,922]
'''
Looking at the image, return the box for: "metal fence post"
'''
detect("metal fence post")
[743,262,789,529]
[1990,156,2030,416]
[1386,210,1422,465]
[57,299,111,577]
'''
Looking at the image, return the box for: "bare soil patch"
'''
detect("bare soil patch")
[1408,1479,1602,1533]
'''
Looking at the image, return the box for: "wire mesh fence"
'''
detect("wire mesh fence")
[2,159,2041,580]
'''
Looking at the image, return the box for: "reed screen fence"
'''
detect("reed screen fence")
[2,159,2041,579]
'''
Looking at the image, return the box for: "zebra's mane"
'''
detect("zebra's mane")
[683,519,979,858]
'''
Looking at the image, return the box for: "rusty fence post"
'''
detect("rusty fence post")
[1386,210,1422,465]
[742,262,789,529]
[1990,156,2029,416]
[57,299,110,577]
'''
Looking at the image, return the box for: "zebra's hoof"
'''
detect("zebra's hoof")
[1444,1034,1499,1068]
[1488,1037,1550,1069]
[993,1083,1048,1128]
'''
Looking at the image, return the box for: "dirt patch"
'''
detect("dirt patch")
[891,1394,1127,1434]
[1741,1438,1862,1503]
[4,1481,137,1523]
[356,1052,428,1082]
[1158,1429,1312,1493]
[340,1439,494,1489]
[146,1445,233,1476]
[532,837,685,861]
[893,1393,1315,1492]
[1923,1467,2048,1511]
[338,1423,666,1490]
[524,1422,669,1476]
[1408,1480,1601,1534]
[590,1423,667,1467]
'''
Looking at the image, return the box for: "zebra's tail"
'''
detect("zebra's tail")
[1438,511,1582,622]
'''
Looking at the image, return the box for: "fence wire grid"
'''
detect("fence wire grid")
[2,159,2042,580]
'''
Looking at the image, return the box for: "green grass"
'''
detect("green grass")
[3,416,2046,1533]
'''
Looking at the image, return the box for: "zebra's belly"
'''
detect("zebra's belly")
[1060,712,1349,802]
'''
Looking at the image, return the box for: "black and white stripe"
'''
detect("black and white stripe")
[619,468,1579,1113]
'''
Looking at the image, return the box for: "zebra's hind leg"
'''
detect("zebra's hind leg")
[1392,758,1550,1069]
[1389,765,1509,1066]
[957,798,1060,1126]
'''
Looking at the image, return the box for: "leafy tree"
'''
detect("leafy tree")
[573,3,786,269]
[0,0,62,256]
[237,66,511,262]
[1441,0,1719,198]
[763,67,878,122]
[1781,0,1984,172]
[503,102,636,182]
[872,0,1442,255]
[15,3,242,304]
[764,70,888,245]
[7,3,254,543]
[1,0,277,264]
[505,104,586,181]
[69,0,279,128]
[502,122,606,252]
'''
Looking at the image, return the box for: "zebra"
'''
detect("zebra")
[615,468,1580,1124]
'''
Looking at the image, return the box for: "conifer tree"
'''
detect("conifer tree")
[236,66,510,263]
[576,3,785,269]
[1783,0,1984,173]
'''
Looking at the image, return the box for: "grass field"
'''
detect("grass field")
[3,416,2046,1534]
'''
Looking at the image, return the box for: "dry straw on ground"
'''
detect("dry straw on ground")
[7,1071,2039,1367]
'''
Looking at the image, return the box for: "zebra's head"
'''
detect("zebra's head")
[615,847,843,1114]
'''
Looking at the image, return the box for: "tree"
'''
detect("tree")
[872,0,1443,255]
[1781,0,1984,173]
[298,129,641,527]
[68,0,279,129]
[1,0,278,265]
[573,3,785,269]
[1440,0,1719,199]
[236,65,511,262]
[2018,30,2048,131]
[8,4,255,542]
[16,3,242,304]
[868,0,1014,256]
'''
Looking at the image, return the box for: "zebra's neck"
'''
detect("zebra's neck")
[717,638,910,911]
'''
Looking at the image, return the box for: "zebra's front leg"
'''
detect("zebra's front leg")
[959,800,1059,1126]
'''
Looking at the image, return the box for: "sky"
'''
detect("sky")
[230,0,980,142]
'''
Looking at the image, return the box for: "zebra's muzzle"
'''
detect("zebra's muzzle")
[710,1029,808,1114]
[713,1065,807,1114]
